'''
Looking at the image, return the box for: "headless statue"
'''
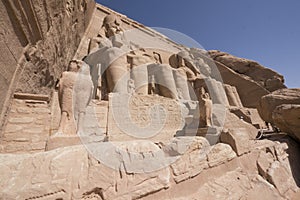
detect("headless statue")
[199,87,213,128]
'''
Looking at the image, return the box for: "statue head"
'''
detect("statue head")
[200,87,210,99]
[177,50,193,67]
[68,60,80,72]
[102,14,123,38]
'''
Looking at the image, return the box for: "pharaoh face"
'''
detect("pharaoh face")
[103,14,123,38]
[68,61,79,72]
[106,24,122,38]
[177,51,193,67]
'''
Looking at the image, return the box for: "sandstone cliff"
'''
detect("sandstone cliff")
[0,0,95,129]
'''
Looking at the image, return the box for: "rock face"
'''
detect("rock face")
[208,50,286,108]
[258,88,300,141]
[214,59,269,108]
[208,50,286,92]
[273,104,300,140]
[0,0,95,128]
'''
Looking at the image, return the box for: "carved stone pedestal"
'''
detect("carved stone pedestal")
[196,126,222,145]
[182,126,221,145]
[45,135,105,151]
[46,135,83,151]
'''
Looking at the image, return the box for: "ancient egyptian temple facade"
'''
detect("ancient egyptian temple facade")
[1,1,299,200]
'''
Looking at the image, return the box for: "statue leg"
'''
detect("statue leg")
[77,112,85,134]
[57,111,68,134]
[206,102,213,127]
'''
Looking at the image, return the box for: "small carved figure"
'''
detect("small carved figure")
[199,87,212,127]
[127,79,135,94]
[149,75,159,95]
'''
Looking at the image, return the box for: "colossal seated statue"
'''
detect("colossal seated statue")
[171,51,200,101]
[127,49,153,95]
[85,14,130,96]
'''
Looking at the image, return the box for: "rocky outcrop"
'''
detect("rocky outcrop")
[1,136,299,200]
[257,88,300,141]
[212,56,270,108]
[208,50,286,92]
[208,50,288,108]
[258,88,300,122]
[273,104,300,141]
[0,137,236,199]
[0,0,95,129]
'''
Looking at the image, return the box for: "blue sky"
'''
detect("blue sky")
[97,0,300,88]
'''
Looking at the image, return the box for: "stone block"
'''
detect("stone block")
[207,143,237,167]
[8,117,34,124]
[169,137,210,183]
[46,135,84,151]
[220,128,252,156]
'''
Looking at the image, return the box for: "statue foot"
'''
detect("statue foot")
[52,131,64,137]
[76,129,84,135]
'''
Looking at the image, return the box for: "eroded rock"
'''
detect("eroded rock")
[208,50,286,92]
[257,88,300,141]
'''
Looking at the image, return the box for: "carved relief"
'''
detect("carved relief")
[127,79,135,94]
[107,94,182,141]
[25,189,65,200]
[66,0,74,17]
